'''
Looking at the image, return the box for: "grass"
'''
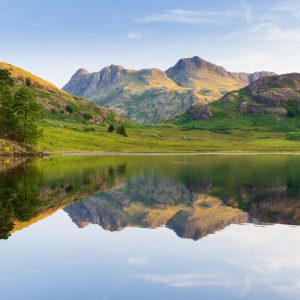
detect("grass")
[37,114,300,153]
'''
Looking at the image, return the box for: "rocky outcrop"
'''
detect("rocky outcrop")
[246,73,300,107]
[202,73,300,118]
[186,105,213,120]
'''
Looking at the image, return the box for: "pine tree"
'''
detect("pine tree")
[13,87,42,145]
[0,70,16,139]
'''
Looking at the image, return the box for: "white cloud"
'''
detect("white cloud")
[240,1,252,22]
[220,31,240,40]
[250,23,300,43]
[271,1,300,17]
[127,256,146,266]
[136,273,249,291]
[136,3,252,24]
[126,31,142,40]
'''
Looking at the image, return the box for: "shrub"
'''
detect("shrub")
[65,104,74,113]
[83,112,92,120]
[107,124,115,133]
[116,125,127,137]
[25,77,32,87]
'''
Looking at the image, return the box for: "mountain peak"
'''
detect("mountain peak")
[166,56,229,87]
[169,56,219,72]
[75,68,90,76]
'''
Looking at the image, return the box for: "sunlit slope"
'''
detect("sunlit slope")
[0,61,126,127]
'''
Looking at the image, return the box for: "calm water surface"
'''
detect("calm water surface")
[1,155,300,299]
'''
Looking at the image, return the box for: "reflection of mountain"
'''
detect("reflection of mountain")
[65,177,248,240]
[166,196,248,240]
[3,155,300,241]
[224,184,300,225]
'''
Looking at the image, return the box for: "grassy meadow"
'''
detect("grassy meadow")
[38,112,300,153]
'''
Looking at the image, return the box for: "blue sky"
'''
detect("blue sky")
[1,0,300,87]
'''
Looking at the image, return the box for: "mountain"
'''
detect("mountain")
[63,64,197,123]
[0,61,124,126]
[166,56,275,99]
[63,56,275,123]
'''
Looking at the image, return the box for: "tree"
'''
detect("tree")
[107,124,115,133]
[13,87,43,145]
[0,69,14,86]
[0,70,17,139]
[116,125,127,137]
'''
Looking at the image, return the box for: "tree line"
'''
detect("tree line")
[0,69,42,145]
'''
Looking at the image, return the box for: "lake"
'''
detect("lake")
[1,154,300,299]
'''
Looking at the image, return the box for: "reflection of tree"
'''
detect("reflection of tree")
[0,164,40,239]
[0,162,128,240]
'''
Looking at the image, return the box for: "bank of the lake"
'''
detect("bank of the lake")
[0,139,46,158]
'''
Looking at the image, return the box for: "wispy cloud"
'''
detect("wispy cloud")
[127,256,146,266]
[136,273,247,289]
[250,23,300,43]
[240,1,252,22]
[126,31,142,40]
[30,22,47,29]
[220,31,240,40]
[135,3,252,24]
[271,1,300,17]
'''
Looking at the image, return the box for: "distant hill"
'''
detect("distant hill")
[63,56,275,123]
[174,73,300,134]
[217,73,300,118]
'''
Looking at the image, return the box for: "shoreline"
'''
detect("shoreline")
[46,151,300,156]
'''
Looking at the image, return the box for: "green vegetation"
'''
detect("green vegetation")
[0,70,43,145]
[116,125,127,137]
[107,124,115,133]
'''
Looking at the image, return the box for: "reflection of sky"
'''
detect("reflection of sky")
[0,211,300,300]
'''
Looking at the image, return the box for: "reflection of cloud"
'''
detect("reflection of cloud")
[127,256,146,266]
[132,225,300,297]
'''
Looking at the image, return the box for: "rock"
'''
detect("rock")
[187,105,213,120]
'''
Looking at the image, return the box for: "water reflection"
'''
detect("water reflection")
[2,155,300,240]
